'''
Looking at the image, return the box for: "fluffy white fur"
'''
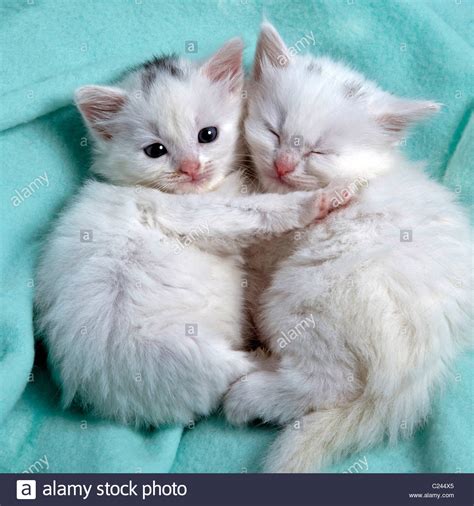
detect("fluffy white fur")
[35,40,336,427]
[224,23,473,472]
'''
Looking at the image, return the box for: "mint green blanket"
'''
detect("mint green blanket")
[1,0,472,473]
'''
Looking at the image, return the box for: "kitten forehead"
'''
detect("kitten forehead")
[258,54,370,97]
[112,50,241,150]
[139,55,186,92]
[253,55,375,130]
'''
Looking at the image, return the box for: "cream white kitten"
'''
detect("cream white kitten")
[224,24,472,472]
[35,40,337,427]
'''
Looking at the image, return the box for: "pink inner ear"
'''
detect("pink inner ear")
[76,86,126,140]
[82,95,126,123]
[254,23,290,80]
[375,99,440,137]
[377,113,408,133]
[203,39,243,92]
[206,58,241,84]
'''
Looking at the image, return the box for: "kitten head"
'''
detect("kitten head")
[76,39,244,193]
[246,23,440,193]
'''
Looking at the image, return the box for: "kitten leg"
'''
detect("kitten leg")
[156,339,256,422]
[60,319,256,425]
[224,346,360,427]
[223,369,311,426]
[146,189,337,249]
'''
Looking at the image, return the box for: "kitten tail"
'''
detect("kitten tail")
[264,389,424,473]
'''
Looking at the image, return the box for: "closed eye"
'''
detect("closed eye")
[309,149,334,156]
[265,122,280,141]
[269,129,280,139]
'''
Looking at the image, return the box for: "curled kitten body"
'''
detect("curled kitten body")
[224,23,472,472]
[35,40,334,426]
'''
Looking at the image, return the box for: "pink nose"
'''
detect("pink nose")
[179,159,201,179]
[274,157,296,177]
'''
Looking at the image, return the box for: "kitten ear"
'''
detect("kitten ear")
[75,85,127,140]
[253,22,290,81]
[374,95,441,140]
[202,38,244,93]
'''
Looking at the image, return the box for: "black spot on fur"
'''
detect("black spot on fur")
[306,62,321,73]
[344,80,365,100]
[140,54,184,91]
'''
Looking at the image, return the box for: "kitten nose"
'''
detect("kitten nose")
[179,159,201,179]
[274,156,296,177]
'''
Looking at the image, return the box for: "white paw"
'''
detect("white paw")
[223,374,259,426]
[227,351,255,383]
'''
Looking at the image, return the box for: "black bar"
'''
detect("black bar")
[3,473,473,506]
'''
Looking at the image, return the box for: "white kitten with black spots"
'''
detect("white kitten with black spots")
[224,23,472,472]
[35,39,338,427]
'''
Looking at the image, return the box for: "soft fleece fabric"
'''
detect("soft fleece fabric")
[0,0,472,473]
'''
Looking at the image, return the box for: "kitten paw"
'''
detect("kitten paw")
[223,374,259,426]
[297,192,329,226]
[315,191,330,220]
[227,350,258,382]
[325,184,354,213]
[298,190,343,224]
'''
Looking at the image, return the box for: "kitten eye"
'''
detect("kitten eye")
[198,127,218,143]
[144,143,168,158]
[269,129,280,140]
[310,150,328,156]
